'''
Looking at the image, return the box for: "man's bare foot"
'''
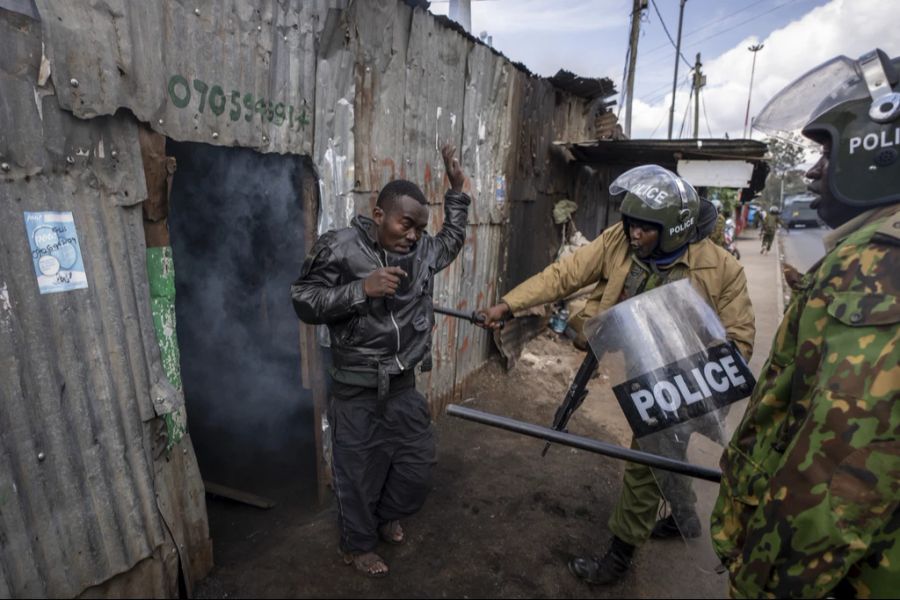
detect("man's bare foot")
[378,520,405,545]
[342,551,389,578]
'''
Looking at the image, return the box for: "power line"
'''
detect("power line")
[649,113,667,138]
[637,0,799,72]
[642,73,692,105]
[648,76,692,137]
[640,0,765,58]
[649,0,692,70]
[678,85,694,139]
[676,0,797,53]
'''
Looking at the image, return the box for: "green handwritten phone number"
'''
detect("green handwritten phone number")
[167,74,310,129]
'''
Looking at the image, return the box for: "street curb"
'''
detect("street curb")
[775,232,786,315]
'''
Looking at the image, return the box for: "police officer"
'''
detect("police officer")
[479,165,755,585]
[712,49,900,597]
[760,205,783,254]
[710,199,728,248]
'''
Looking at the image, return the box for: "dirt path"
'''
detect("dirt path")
[197,332,729,598]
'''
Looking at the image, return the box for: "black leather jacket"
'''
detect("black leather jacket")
[291,191,470,387]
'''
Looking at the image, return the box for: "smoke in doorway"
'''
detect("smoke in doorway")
[166,140,316,503]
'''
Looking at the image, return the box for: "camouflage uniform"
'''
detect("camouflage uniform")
[760,213,782,253]
[711,213,727,247]
[711,204,900,598]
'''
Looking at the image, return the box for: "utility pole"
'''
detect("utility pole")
[667,0,687,140]
[693,52,705,139]
[449,0,472,33]
[743,43,764,138]
[624,0,647,138]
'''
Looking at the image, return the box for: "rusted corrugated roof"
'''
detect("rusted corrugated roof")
[560,138,771,201]
[561,138,769,165]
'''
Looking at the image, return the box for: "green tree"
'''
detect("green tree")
[768,138,805,173]
[709,187,740,218]
[764,138,807,209]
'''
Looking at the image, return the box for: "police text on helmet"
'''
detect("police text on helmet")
[848,127,900,154]
[669,218,695,236]
[631,183,669,202]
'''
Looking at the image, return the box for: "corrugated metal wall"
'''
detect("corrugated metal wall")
[0,0,606,595]
[0,7,211,597]
[314,1,600,406]
[34,0,336,155]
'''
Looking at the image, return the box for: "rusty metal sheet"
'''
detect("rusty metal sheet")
[460,43,515,226]
[0,11,145,204]
[401,7,469,205]
[0,11,209,596]
[443,45,518,400]
[0,163,166,598]
[352,0,413,195]
[313,6,356,233]
[34,0,341,156]
[402,8,471,401]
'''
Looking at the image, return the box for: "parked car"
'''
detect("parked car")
[784,195,822,228]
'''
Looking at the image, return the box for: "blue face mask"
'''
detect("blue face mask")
[646,244,688,268]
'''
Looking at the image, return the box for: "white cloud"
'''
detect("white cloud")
[434,0,627,35]
[631,0,900,139]
[429,0,628,77]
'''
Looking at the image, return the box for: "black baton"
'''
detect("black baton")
[446,404,722,483]
[434,305,487,325]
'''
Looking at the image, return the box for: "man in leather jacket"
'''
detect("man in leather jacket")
[291,143,469,578]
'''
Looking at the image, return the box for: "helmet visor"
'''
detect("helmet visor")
[609,164,694,209]
[753,56,869,144]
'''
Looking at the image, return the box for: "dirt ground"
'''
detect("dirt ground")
[196,329,730,599]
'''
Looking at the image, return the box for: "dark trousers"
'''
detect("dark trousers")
[328,377,436,554]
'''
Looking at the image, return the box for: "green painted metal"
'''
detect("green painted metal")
[146,246,187,450]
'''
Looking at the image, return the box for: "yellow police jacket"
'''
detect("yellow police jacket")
[502,222,755,360]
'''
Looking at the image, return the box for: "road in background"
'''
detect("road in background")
[781,226,828,273]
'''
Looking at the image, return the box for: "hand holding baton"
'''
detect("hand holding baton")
[433,305,509,329]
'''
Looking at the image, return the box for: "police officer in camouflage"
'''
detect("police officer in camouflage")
[710,199,728,248]
[712,49,900,598]
[479,165,755,585]
[759,205,782,254]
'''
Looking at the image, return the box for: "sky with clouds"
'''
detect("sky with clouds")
[429,0,900,141]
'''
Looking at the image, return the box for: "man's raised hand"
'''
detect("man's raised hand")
[441,142,465,193]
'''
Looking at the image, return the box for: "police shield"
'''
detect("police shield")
[583,279,755,545]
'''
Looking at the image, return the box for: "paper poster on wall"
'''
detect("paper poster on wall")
[494,175,506,207]
[24,211,89,294]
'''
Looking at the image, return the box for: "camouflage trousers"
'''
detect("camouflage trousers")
[761,232,774,252]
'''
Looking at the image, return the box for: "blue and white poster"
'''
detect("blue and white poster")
[24,211,89,294]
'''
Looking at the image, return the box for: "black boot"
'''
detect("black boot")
[651,513,702,539]
[568,536,634,585]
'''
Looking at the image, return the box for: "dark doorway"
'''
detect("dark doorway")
[167,141,316,506]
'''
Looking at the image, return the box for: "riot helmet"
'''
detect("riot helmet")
[612,165,700,254]
[711,199,724,213]
[753,49,900,208]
